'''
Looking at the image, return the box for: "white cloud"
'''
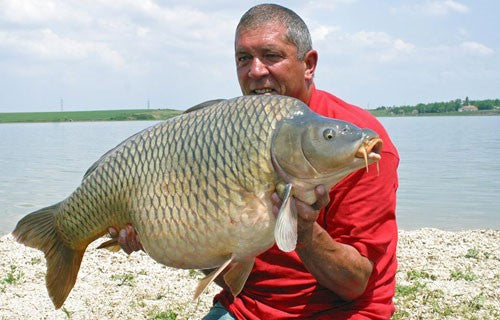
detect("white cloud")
[0,29,125,68]
[460,41,495,56]
[306,0,356,10]
[0,1,498,112]
[394,39,415,52]
[391,0,468,17]
[313,27,415,63]
[422,0,468,16]
[311,25,340,41]
[0,0,91,25]
[0,0,237,74]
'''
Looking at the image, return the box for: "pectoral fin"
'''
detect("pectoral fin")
[194,256,233,299]
[274,183,298,252]
[223,259,255,297]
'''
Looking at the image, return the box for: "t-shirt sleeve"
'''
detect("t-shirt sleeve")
[322,149,399,265]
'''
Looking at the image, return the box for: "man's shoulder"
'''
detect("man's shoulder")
[310,88,378,127]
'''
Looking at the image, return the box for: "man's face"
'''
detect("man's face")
[235,23,311,104]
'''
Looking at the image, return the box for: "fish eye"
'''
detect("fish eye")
[323,128,335,140]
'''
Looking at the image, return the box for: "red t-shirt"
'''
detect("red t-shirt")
[216,87,399,319]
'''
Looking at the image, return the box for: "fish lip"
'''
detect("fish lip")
[355,137,383,164]
[356,137,382,157]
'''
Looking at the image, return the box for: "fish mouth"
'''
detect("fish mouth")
[355,137,383,173]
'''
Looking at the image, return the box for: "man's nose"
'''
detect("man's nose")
[248,58,269,78]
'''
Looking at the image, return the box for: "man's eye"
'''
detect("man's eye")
[265,53,280,59]
[238,56,251,62]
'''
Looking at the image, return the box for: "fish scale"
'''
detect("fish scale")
[123,96,282,269]
[13,95,383,309]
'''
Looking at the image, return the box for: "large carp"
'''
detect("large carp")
[13,95,382,309]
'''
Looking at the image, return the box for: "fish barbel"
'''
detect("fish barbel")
[12,95,382,309]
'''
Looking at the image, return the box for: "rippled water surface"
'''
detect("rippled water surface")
[1,116,499,235]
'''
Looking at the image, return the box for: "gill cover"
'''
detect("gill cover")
[301,119,363,174]
[271,112,364,179]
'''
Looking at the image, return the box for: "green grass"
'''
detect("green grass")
[61,307,73,319]
[189,269,203,278]
[1,265,24,285]
[465,248,480,259]
[0,108,181,123]
[148,309,178,320]
[111,273,136,286]
[450,268,478,281]
[406,269,436,281]
[2,106,498,123]
[394,265,498,319]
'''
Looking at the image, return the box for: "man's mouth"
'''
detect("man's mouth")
[252,88,275,95]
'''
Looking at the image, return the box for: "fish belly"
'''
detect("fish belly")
[133,190,276,269]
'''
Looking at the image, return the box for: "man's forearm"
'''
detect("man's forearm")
[295,222,373,301]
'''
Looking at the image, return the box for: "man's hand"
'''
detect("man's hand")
[272,185,373,301]
[271,185,330,241]
[107,223,143,254]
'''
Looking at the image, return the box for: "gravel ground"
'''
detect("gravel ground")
[1,228,499,320]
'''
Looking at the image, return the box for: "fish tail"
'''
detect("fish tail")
[12,202,85,309]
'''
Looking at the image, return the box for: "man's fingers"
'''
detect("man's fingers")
[118,228,132,254]
[271,192,282,217]
[108,226,118,238]
[295,199,319,222]
[313,185,330,210]
[126,224,142,251]
[271,192,282,206]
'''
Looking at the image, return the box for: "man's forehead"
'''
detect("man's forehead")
[235,24,295,52]
[236,22,286,40]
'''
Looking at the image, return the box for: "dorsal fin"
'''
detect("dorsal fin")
[183,99,225,114]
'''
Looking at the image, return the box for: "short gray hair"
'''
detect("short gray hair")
[235,4,312,60]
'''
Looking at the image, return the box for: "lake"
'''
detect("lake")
[1,116,499,235]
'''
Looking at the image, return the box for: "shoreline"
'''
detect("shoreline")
[1,109,499,124]
[1,228,499,319]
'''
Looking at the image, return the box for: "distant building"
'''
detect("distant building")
[458,105,478,112]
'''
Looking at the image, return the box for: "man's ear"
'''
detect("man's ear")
[304,50,318,81]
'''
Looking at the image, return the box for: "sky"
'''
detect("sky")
[0,0,498,112]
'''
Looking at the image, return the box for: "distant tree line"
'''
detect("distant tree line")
[375,97,500,115]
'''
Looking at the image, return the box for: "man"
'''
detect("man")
[111,4,399,319]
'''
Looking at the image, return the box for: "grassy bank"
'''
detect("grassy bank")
[369,109,500,117]
[1,107,499,124]
[0,109,181,123]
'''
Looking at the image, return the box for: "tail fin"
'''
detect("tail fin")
[12,203,85,309]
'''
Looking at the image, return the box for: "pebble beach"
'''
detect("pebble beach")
[1,228,499,320]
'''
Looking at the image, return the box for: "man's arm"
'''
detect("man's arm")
[271,186,373,301]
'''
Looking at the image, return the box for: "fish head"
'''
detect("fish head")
[271,110,383,192]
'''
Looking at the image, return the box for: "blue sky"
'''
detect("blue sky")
[0,0,498,112]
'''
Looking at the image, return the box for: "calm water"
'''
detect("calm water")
[0,117,499,235]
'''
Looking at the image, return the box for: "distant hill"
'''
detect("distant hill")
[0,109,181,123]
[370,98,500,117]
